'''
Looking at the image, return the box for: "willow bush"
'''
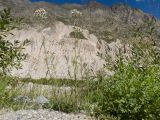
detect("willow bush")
[0,8,28,108]
[0,8,28,75]
[87,39,160,120]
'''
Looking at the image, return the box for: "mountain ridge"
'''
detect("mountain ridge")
[0,0,159,44]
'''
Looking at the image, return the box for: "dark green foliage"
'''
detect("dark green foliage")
[0,39,27,74]
[0,8,23,31]
[96,64,160,120]
[0,9,27,74]
[0,8,14,31]
[88,41,160,120]
[0,76,19,108]
[70,29,86,39]
[0,9,28,109]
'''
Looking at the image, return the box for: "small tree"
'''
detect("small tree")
[0,9,28,75]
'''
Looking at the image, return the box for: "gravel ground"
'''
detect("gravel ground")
[0,109,95,120]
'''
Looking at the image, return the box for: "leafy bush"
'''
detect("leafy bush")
[0,9,27,74]
[88,40,160,120]
[0,9,28,109]
[70,28,86,39]
[0,76,19,108]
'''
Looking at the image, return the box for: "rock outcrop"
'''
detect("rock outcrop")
[7,22,105,79]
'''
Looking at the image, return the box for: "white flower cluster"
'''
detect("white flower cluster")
[34,8,47,19]
[70,9,82,18]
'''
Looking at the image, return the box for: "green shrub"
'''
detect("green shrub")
[0,9,28,109]
[88,41,160,120]
[70,28,86,39]
[96,64,160,120]
[0,8,28,74]
[0,76,19,108]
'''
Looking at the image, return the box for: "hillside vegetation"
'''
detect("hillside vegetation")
[0,0,160,120]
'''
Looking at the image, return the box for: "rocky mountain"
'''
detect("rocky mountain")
[1,0,160,79]
[0,0,159,39]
